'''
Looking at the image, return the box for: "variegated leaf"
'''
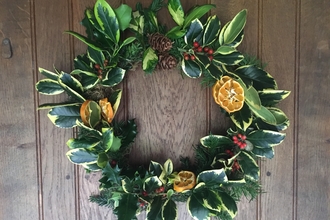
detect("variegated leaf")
[66,148,98,165]
[35,79,64,95]
[168,0,184,26]
[47,105,81,128]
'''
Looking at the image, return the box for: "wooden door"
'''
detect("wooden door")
[0,0,329,219]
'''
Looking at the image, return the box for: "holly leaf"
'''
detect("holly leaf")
[196,169,228,186]
[47,105,81,128]
[187,192,210,220]
[142,47,158,74]
[147,196,163,220]
[102,67,125,87]
[184,19,203,44]
[168,0,184,26]
[183,4,216,29]
[222,9,247,45]
[113,194,138,220]
[66,148,98,165]
[162,199,177,220]
[229,103,253,131]
[35,79,64,95]
[200,135,233,148]
[202,15,221,46]
[238,151,259,180]
[143,176,162,193]
[102,163,122,185]
[181,59,202,78]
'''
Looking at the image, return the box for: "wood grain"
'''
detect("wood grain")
[297,1,330,219]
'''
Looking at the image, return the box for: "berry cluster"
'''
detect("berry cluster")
[155,186,165,194]
[183,41,214,61]
[225,149,240,171]
[94,59,108,79]
[232,134,247,149]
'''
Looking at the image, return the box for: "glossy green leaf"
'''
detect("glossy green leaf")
[113,194,138,220]
[76,120,102,139]
[223,9,247,45]
[102,127,114,151]
[70,70,99,90]
[38,102,81,110]
[58,72,85,102]
[108,89,122,117]
[212,51,244,66]
[182,59,202,78]
[86,100,102,128]
[168,0,184,26]
[203,15,221,46]
[47,105,81,128]
[87,46,105,66]
[120,36,136,48]
[38,67,58,80]
[259,89,291,106]
[143,176,162,193]
[149,161,163,177]
[252,146,275,159]
[216,46,237,55]
[121,178,133,193]
[229,103,253,131]
[200,135,233,148]
[187,192,210,220]
[94,0,120,43]
[196,169,228,186]
[65,31,102,51]
[66,148,98,165]
[159,159,173,184]
[202,188,222,212]
[110,136,121,152]
[184,19,203,44]
[36,79,64,95]
[66,137,100,149]
[114,4,132,31]
[238,151,259,180]
[247,129,286,148]
[206,63,223,79]
[102,67,125,87]
[183,4,216,29]
[97,152,109,168]
[84,163,101,171]
[147,196,163,220]
[162,199,177,220]
[142,47,158,73]
[166,26,186,39]
[218,191,238,218]
[102,163,122,185]
[249,104,277,125]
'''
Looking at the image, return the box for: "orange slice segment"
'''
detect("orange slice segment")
[99,98,114,123]
[173,171,196,193]
[80,100,91,126]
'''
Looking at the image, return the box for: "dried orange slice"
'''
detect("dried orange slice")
[212,76,244,113]
[80,100,91,126]
[173,171,196,193]
[99,98,114,123]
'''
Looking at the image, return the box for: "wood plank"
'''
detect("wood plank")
[34,0,77,219]
[259,1,297,219]
[210,1,259,219]
[0,0,39,219]
[297,1,330,219]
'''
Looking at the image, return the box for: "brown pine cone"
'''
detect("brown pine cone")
[148,33,173,52]
[157,53,177,70]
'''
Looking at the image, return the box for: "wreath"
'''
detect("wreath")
[35,0,290,219]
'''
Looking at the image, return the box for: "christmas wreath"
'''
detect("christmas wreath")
[35,0,290,219]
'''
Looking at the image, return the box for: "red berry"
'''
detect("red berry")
[241,142,247,149]
[184,54,190,60]
[208,49,214,55]
[197,46,203,52]
[203,47,209,52]
[190,55,196,60]
[208,55,213,61]
[237,134,242,139]
[142,191,148,197]
[98,75,103,80]
[232,136,238,141]
[225,149,231,154]
[158,186,165,193]
[98,69,103,75]
[193,41,200,48]
[94,64,101,69]
[241,135,247,140]
[110,160,117,167]
[140,202,145,207]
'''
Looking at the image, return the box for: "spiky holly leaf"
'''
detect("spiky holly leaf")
[70,70,99,90]
[196,169,228,187]
[113,194,138,220]
[218,191,238,218]
[149,161,163,177]
[147,196,163,220]
[102,67,126,87]
[182,59,202,78]
[143,176,162,193]
[229,103,253,131]
[58,72,85,102]
[102,163,122,185]
[162,199,177,220]
[187,191,210,220]
[184,19,203,44]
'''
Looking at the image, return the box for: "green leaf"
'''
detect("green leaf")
[47,105,81,128]
[181,59,202,78]
[218,191,238,218]
[252,146,275,158]
[147,196,163,220]
[66,137,100,149]
[38,67,58,80]
[84,163,101,171]
[196,169,228,186]
[229,103,253,131]
[102,67,125,87]
[87,100,102,128]
[120,36,136,48]
[255,107,290,131]
[168,0,184,26]
[247,130,286,148]
[162,199,177,220]
[223,9,247,45]
[142,47,158,73]
[108,89,122,116]
[183,4,216,29]
[216,46,237,55]
[102,163,122,185]
[250,105,277,125]
[159,159,173,184]
[38,102,81,110]
[70,70,99,90]
[36,79,64,95]
[187,192,210,220]
[212,51,244,66]
[143,176,162,193]
[166,26,186,39]
[235,65,277,90]
[87,46,105,66]
[114,4,132,31]
[113,194,138,220]
[121,178,134,193]
[259,89,291,106]
[102,127,113,151]
[94,0,120,43]
[202,188,222,212]
[97,152,109,168]
[65,31,102,51]
[238,151,259,180]
[184,19,203,44]
[76,120,103,139]
[114,119,137,148]
[149,161,163,177]
[206,63,223,79]
[200,135,232,148]
[202,15,221,46]
[66,148,98,165]
[58,72,85,102]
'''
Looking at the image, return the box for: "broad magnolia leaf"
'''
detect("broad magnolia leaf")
[47,105,81,128]
[142,47,158,73]
[202,15,221,46]
[223,9,247,45]
[113,194,138,220]
[168,0,184,26]
[238,151,259,180]
[147,196,163,220]
[70,70,99,90]
[183,4,216,29]
[200,135,232,148]
[184,19,203,44]
[162,199,177,220]
[218,191,238,218]
[38,67,58,80]
[187,192,210,220]
[35,79,64,95]
[94,0,120,43]
[229,103,253,131]
[66,148,98,165]
[58,72,85,102]
[196,169,228,186]
[102,67,125,87]
[182,59,202,78]
[102,127,114,152]
[114,4,132,31]
[143,176,162,193]
[259,89,291,106]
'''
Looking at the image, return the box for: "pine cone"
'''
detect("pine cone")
[148,33,173,52]
[157,53,177,70]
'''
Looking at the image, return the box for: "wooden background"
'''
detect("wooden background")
[1,0,329,219]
